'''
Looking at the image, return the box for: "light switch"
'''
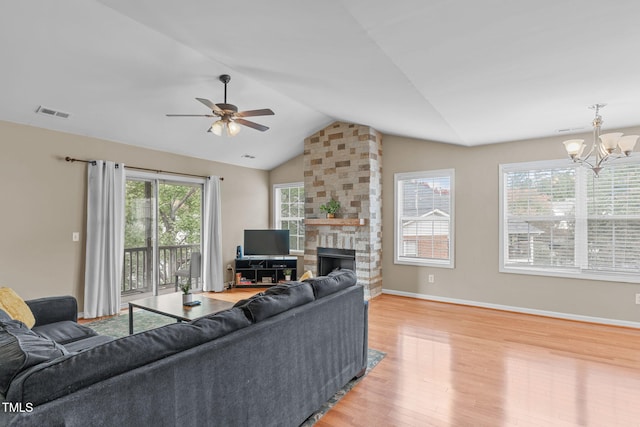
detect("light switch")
[72,232,80,242]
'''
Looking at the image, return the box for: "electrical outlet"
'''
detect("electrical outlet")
[72,232,80,242]
[428,274,435,284]
[636,293,640,305]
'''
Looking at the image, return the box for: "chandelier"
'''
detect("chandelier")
[562,104,638,176]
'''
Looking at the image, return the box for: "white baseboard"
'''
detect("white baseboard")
[381,288,640,329]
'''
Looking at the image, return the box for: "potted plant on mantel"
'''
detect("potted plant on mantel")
[283,268,292,281]
[320,199,341,219]
[180,279,192,304]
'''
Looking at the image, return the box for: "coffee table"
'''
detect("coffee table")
[128,292,234,334]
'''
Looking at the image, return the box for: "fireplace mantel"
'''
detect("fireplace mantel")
[304,218,368,226]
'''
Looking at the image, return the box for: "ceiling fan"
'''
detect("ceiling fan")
[166,74,274,136]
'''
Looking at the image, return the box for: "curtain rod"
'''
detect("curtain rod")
[64,157,223,180]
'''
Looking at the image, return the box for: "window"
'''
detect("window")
[274,182,305,253]
[500,158,640,282]
[395,170,455,267]
[123,172,204,299]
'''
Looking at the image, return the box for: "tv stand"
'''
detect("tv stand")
[234,256,297,287]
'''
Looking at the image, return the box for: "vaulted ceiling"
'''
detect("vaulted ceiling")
[2,0,640,169]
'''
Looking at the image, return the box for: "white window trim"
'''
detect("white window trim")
[499,158,640,284]
[394,169,455,268]
[273,182,304,255]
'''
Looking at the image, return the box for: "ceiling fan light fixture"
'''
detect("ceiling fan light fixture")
[210,120,224,136]
[167,74,274,135]
[227,120,241,136]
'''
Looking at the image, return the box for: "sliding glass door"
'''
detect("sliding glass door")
[122,173,203,299]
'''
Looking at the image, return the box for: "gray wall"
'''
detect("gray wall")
[269,154,305,272]
[0,120,269,306]
[4,117,639,324]
[271,126,640,324]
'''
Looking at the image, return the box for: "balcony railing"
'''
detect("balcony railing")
[122,244,200,294]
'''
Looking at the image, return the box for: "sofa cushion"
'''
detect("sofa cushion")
[7,307,251,405]
[305,269,357,299]
[190,306,253,336]
[234,281,314,323]
[25,295,78,325]
[32,321,98,345]
[62,334,115,353]
[0,288,36,328]
[0,308,11,322]
[0,319,67,394]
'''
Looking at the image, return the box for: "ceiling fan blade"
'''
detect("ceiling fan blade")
[235,118,269,132]
[166,114,215,117]
[236,108,275,118]
[196,98,224,114]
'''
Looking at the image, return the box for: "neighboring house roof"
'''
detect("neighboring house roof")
[402,181,450,216]
[402,209,450,236]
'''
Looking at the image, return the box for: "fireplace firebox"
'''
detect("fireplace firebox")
[317,247,356,277]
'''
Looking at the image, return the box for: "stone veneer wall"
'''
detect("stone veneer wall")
[303,122,383,298]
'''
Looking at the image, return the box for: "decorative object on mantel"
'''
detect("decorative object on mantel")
[283,269,292,281]
[319,199,341,218]
[562,104,638,176]
[180,279,192,304]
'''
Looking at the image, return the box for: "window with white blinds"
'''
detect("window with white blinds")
[500,159,640,282]
[395,169,455,268]
[273,182,305,253]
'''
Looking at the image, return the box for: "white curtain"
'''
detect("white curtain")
[84,160,125,318]
[202,176,224,292]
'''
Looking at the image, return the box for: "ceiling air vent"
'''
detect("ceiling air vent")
[35,105,70,119]
[557,127,584,133]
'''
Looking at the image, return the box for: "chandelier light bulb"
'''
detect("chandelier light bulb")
[617,135,639,155]
[563,139,585,158]
[598,132,623,153]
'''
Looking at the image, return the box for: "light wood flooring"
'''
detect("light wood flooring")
[95,289,640,426]
[312,293,640,427]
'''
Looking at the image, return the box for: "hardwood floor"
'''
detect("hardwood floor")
[312,294,640,427]
[96,289,640,426]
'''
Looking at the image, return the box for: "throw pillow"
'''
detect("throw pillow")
[0,319,68,394]
[299,270,314,281]
[0,288,36,328]
[236,282,314,322]
[306,269,357,299]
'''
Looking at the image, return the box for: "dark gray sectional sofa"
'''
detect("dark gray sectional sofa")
[0,269,367,427]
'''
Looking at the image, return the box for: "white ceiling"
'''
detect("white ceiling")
[2,0,640,170]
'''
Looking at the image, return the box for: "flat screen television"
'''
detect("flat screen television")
[243,229,290,256]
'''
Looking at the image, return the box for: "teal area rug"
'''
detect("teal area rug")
[85,312,385,425]
[86,310,175,337]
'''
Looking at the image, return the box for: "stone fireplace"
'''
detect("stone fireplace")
[303,122,382,298]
